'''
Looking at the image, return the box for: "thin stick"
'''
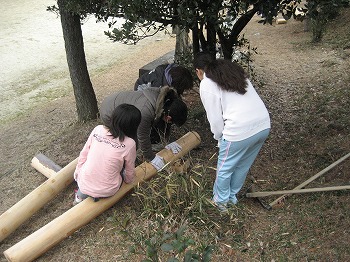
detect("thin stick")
[269,152,350,207]
[247,185,350,198]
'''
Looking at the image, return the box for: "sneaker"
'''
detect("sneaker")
[209,199,229,214]
[227,200,237,207]
[73,192,83,206]
[216,203,229,214]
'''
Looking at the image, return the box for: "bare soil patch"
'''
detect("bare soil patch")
[1,9,349,262]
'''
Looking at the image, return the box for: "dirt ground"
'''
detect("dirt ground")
[0,8,350,262]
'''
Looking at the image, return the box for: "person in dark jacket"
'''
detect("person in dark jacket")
[134,63,193,96]
[100,86,188,170]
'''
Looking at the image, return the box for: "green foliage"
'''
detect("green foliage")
[156,224,213,262]
[109,215,214,261]
[305,0,349,42]
[52,0,300,60]
[50,0,319,60]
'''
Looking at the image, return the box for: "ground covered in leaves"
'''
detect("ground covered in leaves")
[0,9,350,262]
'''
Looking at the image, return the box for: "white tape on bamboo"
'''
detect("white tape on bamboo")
[3,131,201,262]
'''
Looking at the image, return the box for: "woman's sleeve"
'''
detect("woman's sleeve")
[123,142,137,184]
[200,86,224,141]
[137,114,155,161]
[74,128,94,179]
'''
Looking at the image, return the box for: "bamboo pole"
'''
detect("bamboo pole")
[3,131,201,262]
[246,185,350,198]
[0,158,78,243]
[269,152,350,207]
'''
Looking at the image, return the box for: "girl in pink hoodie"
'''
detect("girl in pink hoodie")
[73,104,141,205]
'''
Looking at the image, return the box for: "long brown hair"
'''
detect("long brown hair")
[205,59,248,94]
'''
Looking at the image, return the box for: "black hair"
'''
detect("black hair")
[169,66,193,95]
[108,104,141,143]
[205,59,248,94]
[193,52,216,70]
[165,98,188,127]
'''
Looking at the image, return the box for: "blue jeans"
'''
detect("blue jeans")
[213,129,270,205]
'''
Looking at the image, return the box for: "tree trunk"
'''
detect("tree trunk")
[58,0,98,121]
[217,32,232,60]
[218,6,259,60]
[206,22,217,55]
[174,25,190,62]
[191,25,200,55]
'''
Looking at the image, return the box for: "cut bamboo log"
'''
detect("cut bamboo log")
[3,131,201,262]
[276,18,287,24]
[31,153,63,178]
[0,158,78,243]
[246,185,350,198]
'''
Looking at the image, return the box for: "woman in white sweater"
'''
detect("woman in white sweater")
[194,56,270,212]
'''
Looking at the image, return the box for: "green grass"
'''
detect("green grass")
[0,69,72,126]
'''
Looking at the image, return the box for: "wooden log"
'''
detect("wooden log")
[31,153,63,178]
[246,185,350,198]
[0,158,78,243]
[3,131,201,262]
[276,18,287,24]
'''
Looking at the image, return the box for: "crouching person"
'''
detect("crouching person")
[99,86,188,171]
[134,63,193,96]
